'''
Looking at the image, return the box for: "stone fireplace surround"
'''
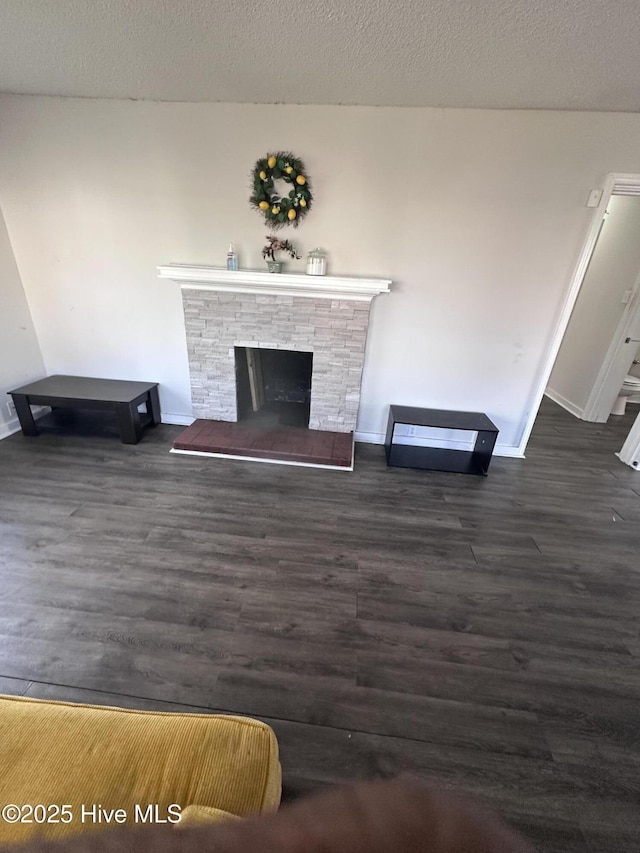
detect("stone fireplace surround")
[158,266,391,433]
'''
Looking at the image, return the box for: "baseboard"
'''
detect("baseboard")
[354,431,386,445]
[0,416,22,440]
[353,430,524,458]
[357,431,471,448]
[0,409,195,436]
[544,388,584,419]
[0,412,524,458]
[160,413,195,426]
[492,445,526,459]
[0,407,51,441]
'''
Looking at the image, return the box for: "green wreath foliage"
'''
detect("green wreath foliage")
[249,152,313,228]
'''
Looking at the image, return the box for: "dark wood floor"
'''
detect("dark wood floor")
[1,399,639,852]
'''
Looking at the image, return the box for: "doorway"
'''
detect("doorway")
[519,173,640,467]
[547,194,640,421]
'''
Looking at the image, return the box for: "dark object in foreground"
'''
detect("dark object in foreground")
[8,375,160,445]
[3,778,533,853]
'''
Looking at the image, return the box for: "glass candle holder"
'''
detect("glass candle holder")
[306,248,327,276]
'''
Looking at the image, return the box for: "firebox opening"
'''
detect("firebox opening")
[235,347,313,429]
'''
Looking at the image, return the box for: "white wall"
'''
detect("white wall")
[0,204,45,438]
[547,195,640,414]
[2,97,640,451]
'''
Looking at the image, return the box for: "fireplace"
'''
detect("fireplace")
[158,265,391,467]
[235,346,313,429]
[179,290,374,432]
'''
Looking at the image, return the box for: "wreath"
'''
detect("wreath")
[249,152,313,228]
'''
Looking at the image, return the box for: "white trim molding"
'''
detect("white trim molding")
[158,265,391,302]
[160,412,195,426]
[616,410,640,470]
[0,416,22,440]
[0,406,52,441]
[354,429,525,458]
[582,266,640,422]
[544,388,584,419]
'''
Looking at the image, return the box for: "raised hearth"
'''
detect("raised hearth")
[173,419,354,470]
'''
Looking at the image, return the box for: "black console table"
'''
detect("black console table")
[8,375,161,445]
[385,405,499,476]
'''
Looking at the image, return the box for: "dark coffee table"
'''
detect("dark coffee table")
[8,375,161,445]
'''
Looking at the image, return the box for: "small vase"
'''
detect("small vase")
[266,261,283,273]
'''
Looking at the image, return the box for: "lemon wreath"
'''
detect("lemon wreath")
[249,152,313,228]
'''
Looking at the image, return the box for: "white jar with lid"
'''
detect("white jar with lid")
[306,248,327,276]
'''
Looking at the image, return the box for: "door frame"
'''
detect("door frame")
[617,412,640,469]
[517,172,640,457]
[582,265,640,422]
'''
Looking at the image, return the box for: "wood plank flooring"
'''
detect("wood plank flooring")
[1,399,639,852]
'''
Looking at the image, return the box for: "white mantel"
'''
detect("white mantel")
[158,264,391,302]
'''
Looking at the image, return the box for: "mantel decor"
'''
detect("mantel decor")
[262,235,300,273]
[250,152,312,228]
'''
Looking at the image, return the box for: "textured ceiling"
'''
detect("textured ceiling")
[1,0,640,111]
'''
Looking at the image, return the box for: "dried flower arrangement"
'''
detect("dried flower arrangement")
[262,235,300,262]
